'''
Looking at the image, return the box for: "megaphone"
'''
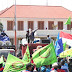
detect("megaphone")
[0,41,4,46]
[5,41,11,46]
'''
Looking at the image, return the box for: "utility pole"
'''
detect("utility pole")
[15,0,17,56]
[46,0,48,6]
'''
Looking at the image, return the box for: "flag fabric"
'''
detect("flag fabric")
[59,48,72,58]
[55,38,64,56]
[0,35,10,42]
[63,42,66,51]
[22,45,31,62]
[60,31,72,46]
[55,33,59,49]
[32,42,57,68]
[65,17,71,25]
[3,54,28,72]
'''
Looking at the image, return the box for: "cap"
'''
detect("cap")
[52,62,58,67]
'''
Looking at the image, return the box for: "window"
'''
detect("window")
[38,21,44,30]
[58,21,63,30]
[67,22,72,30]
[28,21,34,30]
[48,21,54,30]
[18,21,24,31]
[7,21,13,30]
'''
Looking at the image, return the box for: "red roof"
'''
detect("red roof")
[0,8,8,15]
[0,5,72,18]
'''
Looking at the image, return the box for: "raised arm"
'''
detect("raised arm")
[34,29,38,33]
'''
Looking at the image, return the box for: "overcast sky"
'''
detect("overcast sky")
[0,0,72,11]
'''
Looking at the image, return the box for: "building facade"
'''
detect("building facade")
[0,5,72,46]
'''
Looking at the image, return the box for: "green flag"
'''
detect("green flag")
[65,16,71,25]
[32,42,57,68]
[3,54,29,72]
[63,42,66,51]
[23,45,31,62]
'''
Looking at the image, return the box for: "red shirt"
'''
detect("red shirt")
[0,67,4,71]
[57,69,65,72]
[31,59,34,63]
[51,68,54,70]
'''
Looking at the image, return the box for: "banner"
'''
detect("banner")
[59,48,72,58]
[32,42,57,68]
[3,54,28,72]
[23,45,31,62]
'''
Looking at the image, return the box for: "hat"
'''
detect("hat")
[26,63,32,69]
[52,62,58,67]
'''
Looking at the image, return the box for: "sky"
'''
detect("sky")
[0,0,72,11]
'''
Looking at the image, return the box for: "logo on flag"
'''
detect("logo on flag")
[39,48,50,58]
[12,61,24,70]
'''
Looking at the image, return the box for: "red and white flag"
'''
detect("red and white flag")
[60,31,72,46]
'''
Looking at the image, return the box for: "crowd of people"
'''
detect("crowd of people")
[0,53,72,72]
[22,56,72,72]
[0,30,72,72]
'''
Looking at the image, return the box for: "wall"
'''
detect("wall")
[0,17,71,45]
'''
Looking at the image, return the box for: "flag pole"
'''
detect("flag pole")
[46,0,48,6]
[69,17,71,34]
[70,23,71,34]
[15,0,17,56]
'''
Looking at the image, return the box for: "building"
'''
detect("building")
[0,5,72,46]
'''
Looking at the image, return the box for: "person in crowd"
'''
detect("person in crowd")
[61,60,69,72]
[30,29,38,43]
[1,30,8,37]
[22,63,33,72]
[45,65,51,72]
[64,60,68,68]
[26,30,30,43]
[68,58,72,72]
[40,65,46,72]
[51,62,58,72]
[47,35,51,43]
[30,55,38,72]
[68,46,71,49]
[17,49,22,59]
[57,57,62,62]
[57,64,65,72]
[0,63,4,72]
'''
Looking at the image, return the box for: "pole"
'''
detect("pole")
[46,0,48,6]
[70,24,71,34]
[15,0,17,56]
